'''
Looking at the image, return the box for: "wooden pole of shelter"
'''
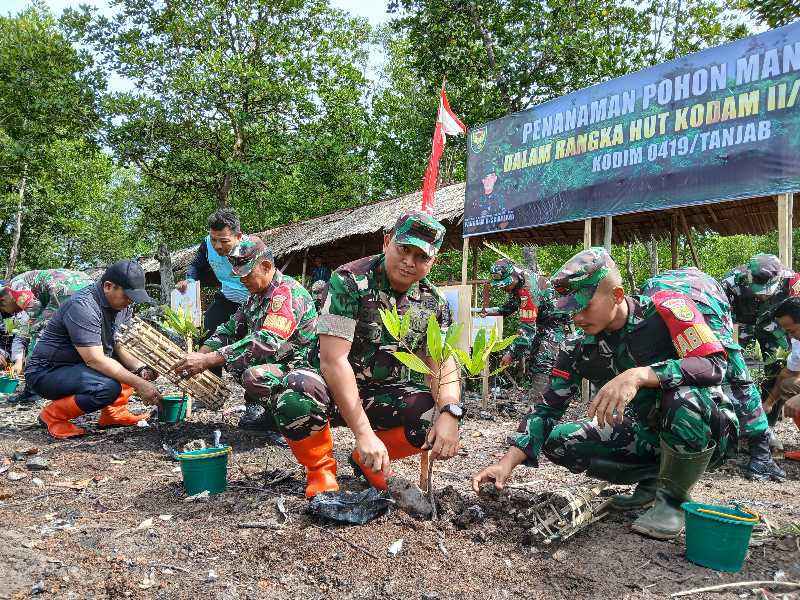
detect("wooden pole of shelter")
[778,193,794,268]
[679,211,700,269]
[603,216,612,251]
[301,249,308,286]
[471,244,479,305]
[670,212,679,269]
[461,237,470,285]
[582,220,591,403]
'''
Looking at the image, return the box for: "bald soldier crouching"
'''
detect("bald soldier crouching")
[269,211,463,498]
[473,248,738,540]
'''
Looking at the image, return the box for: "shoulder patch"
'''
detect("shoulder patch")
[789,273,800,297]
[651,290,725,358]
[261,283,298,339]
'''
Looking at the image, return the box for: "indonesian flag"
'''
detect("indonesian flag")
[421,84,465,214]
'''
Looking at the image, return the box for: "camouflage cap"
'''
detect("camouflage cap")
[391,210,446,258]
[310,280,328,299]
[747,253,784,295]
[490,259,518,288]
[228,236,273,277]
[551,247,616,313]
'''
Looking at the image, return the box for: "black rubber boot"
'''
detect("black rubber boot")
[631,441,714,540]
[746,431,786,482]
[586,458,658,510]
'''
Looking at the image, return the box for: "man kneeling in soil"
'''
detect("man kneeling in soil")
[27,261,162,438]
[173,237,317,448]
[472,248,738,540]
[273,211,463,498]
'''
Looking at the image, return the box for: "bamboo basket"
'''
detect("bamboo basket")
[526,482,612,544]
[117,317,230,411]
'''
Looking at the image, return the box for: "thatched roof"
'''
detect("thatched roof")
[142,182,796,280]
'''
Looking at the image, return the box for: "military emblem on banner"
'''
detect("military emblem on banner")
[470,126,487,154]
[271,294,286,313]
[661,297,694,322]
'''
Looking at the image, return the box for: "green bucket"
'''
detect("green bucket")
[0,375,20,394]
[177,446,231,496]
[158,395,187,423]
[682,502,759,572]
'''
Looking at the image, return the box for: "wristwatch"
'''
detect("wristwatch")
[440,403,465,419]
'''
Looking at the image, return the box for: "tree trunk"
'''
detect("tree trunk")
[624,242,636,292]
[5,167,27,279]
[157,241,175,303]
[647,235,659,276]
[215,124,247,208]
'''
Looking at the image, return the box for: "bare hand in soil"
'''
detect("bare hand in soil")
[588,369,640,427]
[355,431,390,475]
[175,280,189,293]
[471,461,513,493]
[10,358,23,377]
[136,381,163,407]
[424,413,460,460]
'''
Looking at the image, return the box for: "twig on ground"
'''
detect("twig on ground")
[149,562,193,575]
[671,581,800,597]
[0,491,71,508]
[309,523,379,560]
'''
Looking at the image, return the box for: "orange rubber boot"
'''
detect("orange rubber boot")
[285,424,339,498]
[351,427,422,491]
[38,396,86,439]
[98,384,151,427]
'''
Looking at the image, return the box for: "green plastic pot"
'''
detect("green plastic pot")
[682,502,758,572]
[0,375,20,394]
[158,395,187,423]
[177,446,231,496]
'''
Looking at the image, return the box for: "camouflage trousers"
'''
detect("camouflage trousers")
[243,364,435,443]
[540,384,736,473]
[725,348,768,439]
[513,324,567,390]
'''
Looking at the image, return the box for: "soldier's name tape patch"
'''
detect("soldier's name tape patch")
[660,297,694,322]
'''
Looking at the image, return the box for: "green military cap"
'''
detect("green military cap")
[228,236,273,277]
[310,279,328,300]
[551,247,616,313]
[391,210,446,258]
[747,253,784,295]
[490,259,518,287]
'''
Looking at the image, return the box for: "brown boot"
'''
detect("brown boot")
[285,424,339,498]
[351,427,422,491]
[98,384,151,427]
[39,396,86,439]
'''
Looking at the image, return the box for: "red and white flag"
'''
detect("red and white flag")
[421,83,465,214]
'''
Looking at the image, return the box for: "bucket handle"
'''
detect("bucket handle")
[696,506,759,523]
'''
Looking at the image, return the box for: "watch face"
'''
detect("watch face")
[446,404,464,418]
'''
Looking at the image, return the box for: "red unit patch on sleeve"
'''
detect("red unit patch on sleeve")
[789,273,800,297]
[551,367,570,380]
[651,290,725,358]
[517,288,538,323]
[261,283,298,339]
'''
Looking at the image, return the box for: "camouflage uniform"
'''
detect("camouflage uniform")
[203,238,318,403]
[310,280,328,313]
[720,254,800,423]
[6,269,93,352]
[488,260,570,387]
[512,249,737,473]
[275,213,451,443]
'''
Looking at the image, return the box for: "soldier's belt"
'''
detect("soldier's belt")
[117,317,231,411]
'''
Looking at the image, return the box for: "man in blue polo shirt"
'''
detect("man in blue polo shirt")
[26,260,163,439]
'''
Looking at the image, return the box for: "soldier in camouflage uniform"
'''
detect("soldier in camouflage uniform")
[173,237,316,450]
[640,268,784,482]
[720,254,800,425]
[483,259,570,393]
[0,269,94,403]
[473,248,738,540]
[275,211,463,498]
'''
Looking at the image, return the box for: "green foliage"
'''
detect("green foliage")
[160,305,205,341]
[744,0,799,27]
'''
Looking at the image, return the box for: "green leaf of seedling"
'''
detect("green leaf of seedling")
[488,323,497,349]
[445,322,463,348]
[399,310,412,340]
[379,307,400,339]
[450,347,472,369]
[426,314,443,363]
[489,365,510,377]
[491,334,518,353]
[391,351,432,375]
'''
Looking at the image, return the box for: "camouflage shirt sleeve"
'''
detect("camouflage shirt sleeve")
[204,305,245,352]
[215,286,313,372]
[509,335,582,466]
[497,293,520,317]
[317,270,359,341]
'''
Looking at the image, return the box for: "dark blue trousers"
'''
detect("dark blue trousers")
[26,364,121,413]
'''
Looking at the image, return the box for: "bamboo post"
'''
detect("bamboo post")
[603,216,612,251]
[301,249,308,286]
[184,335,193,418]
[461,237,469,285]
[679,211,700,269]
[582,219,592,403]
[778,193,794,267]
